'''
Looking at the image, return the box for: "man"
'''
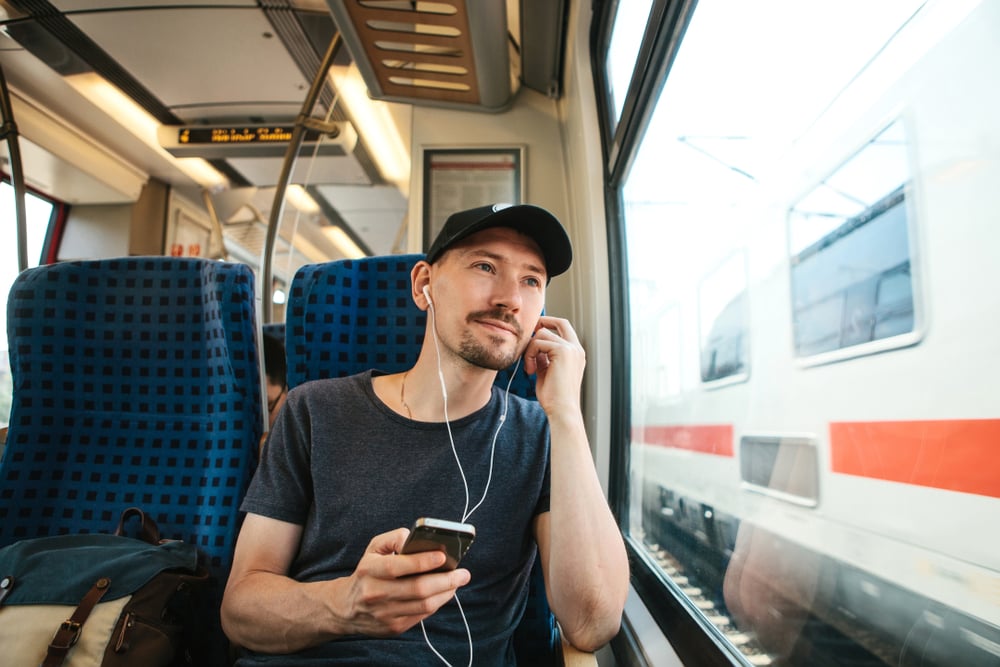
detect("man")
[263,331,288,427]
[258,330,288,455]
[222,204,628,665]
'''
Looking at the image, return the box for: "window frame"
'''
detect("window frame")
[592,1,748,665]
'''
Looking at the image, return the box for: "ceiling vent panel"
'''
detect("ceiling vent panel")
[325,0,512,111]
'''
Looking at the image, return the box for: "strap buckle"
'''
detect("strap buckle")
[50,620,83,650]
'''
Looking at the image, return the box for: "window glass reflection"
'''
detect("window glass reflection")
[619,1,998,665]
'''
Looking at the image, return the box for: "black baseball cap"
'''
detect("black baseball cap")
[426,203,573,278]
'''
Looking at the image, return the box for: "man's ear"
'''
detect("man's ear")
[411,261,433,310]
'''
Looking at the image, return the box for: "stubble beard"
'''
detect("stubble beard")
[458,333,523,370]
[456,309,526,370]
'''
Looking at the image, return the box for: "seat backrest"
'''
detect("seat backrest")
[284,254,557,662]
[0,257,262,659]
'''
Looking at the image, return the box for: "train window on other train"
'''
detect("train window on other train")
[699,251,748,384]
[740,436,818,504]
[789,120,918,361]
[633,299,683,402]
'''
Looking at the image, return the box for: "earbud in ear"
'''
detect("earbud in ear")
[422,285,433,306]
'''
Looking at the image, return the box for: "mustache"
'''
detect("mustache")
[466,309,523,337]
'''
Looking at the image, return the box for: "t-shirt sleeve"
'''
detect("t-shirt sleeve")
[240,386,314,525]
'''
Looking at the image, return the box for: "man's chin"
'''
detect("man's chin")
[460,345,521,371]
[474,355,520,372]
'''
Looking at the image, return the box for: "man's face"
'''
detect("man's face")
[430,226,547,371]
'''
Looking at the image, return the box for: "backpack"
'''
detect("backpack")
[0,508,210,667]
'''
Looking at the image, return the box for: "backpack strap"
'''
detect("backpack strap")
[0,575,13,607]
[114,507,162,545]
[42,577,112,667]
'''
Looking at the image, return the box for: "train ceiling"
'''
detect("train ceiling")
[0,0,568,259]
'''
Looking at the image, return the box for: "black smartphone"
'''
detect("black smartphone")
[400,517,476,572]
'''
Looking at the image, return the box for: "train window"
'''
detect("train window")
[1,180,56,427]
[739,436,818,505]
[699,251,748,384]
[631,299,682,422]
[605,0,656,130]
[606,0,998,665]
[654,305,682,399]
[789,121,919,362]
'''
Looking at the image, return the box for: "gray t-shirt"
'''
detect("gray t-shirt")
[238,370,550,666]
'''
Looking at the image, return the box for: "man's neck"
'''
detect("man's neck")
[401,359,496,422]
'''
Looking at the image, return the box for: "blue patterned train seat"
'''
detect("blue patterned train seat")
[0,257,263,660]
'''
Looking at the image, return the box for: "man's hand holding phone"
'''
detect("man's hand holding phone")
[399,517,475,572]
[338,525,471,637]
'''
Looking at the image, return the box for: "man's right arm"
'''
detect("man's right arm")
[220,513,471,654]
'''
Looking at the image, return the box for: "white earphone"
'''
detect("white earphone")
[422,284,433,306]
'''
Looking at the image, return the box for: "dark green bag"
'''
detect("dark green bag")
[0,508,209,667]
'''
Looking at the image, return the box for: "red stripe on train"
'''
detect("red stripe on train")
[830,419,1000,498]
[636,424,734,457]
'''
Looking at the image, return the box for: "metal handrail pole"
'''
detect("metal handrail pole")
[0,63,29,272]
[260,33,342,323]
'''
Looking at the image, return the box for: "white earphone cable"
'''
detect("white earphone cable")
[419,293,518,667]
[464,357,517,522]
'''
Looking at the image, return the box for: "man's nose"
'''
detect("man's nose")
[491,275,522,311]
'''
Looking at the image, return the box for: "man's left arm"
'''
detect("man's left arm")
[524,316,629,651]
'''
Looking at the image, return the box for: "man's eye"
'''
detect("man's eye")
[474,262,495,273]
[524,277,542,287]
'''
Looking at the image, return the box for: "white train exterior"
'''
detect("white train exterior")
[630,2,1000,664]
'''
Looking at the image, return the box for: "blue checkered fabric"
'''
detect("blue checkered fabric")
[0,257,262,659]
[285,255,425,388]
[285,254,558,663]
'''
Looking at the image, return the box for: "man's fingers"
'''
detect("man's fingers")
[534,315,580,344]
[523,340,551,375]
[372,578,470,635]
[371,527,411,555]
[391,550,449,578]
